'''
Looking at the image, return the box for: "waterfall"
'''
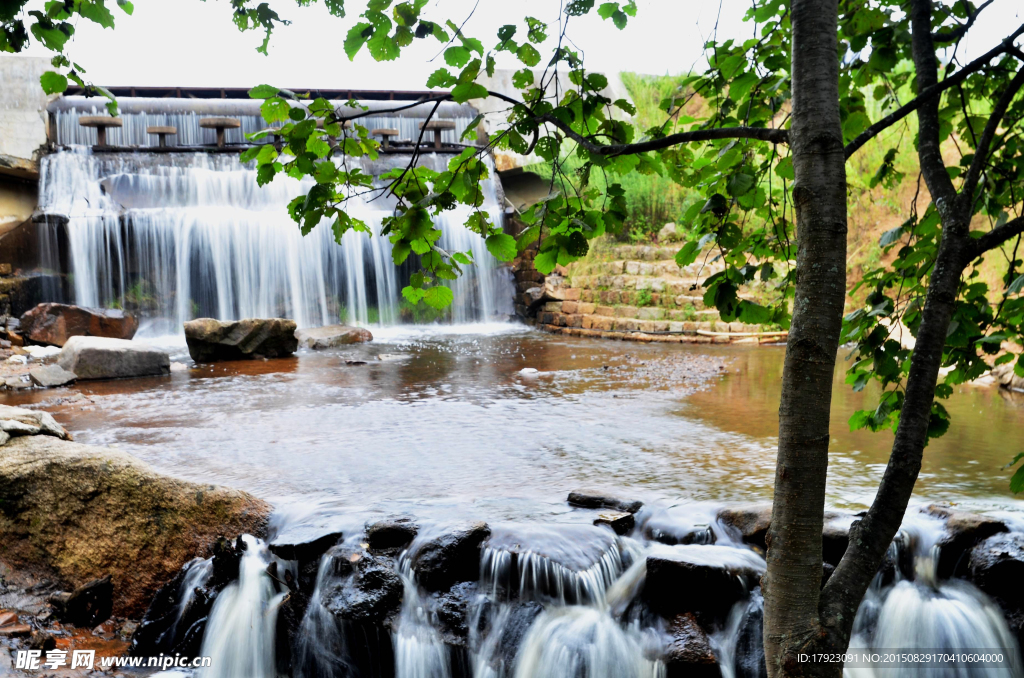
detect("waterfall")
[36,145,513,332]
[198,536,287,678]
[395,558,453,678]
[293,552,353,678]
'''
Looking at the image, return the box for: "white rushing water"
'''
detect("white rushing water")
[198,536,286,678]
[36,147,513,330]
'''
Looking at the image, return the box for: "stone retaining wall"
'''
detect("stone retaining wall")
[512,239,784,345]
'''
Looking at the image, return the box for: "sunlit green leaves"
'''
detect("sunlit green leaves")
[39,70,67,94]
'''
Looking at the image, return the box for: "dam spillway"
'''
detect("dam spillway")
[35,97,514,331]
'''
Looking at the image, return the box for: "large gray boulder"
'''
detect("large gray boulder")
[184,318,298,362]
[57,336,170,380]
[0,435,270,617]
[295,324,373,350]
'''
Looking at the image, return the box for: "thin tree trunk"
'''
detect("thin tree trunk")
[762,0,848,675]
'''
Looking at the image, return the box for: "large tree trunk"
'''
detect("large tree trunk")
[762,0,848,676]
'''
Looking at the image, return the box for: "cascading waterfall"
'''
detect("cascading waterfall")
[36,148,513,330]
[198,536,287,678]
[395,558,453,678]
[143,509,1024,678]
[845,513,1022,678]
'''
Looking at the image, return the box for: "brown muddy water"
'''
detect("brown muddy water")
[4,324,1023,522]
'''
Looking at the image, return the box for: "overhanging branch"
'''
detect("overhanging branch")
[971,214,1024,257]
[961,65,1024,206]
[844,23,1024,159]
[931,0,995,44]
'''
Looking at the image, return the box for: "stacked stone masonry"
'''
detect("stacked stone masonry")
[512,241,784,345]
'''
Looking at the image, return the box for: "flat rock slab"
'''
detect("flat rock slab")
[295,324,373,350]
[57,336,170,380]
[0,404,69,440]
[185,318,298,362]
[20,303,138,347]
[28,364,77,388]
[567,489,643,514]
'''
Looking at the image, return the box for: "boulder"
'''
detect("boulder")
[642,545,765,620]
[321,547,403,623]
[0,435,270,616]
[664,613,722,678]
[48,575,114,627]
[659,223,682,243]
[968,532,1024,607]
[28,364,77,388]
[366,517,419,553]
[924,505,1008,578]
[431,581,478,645]
[267,526,343,563]
[57,336,170,380]
[0,404,69,442]
[716,504,773,550]
[567,490,643,514]
[20,303,138,347]
[295,324,373,350]
[991,363,1024,391]
[184,318,298,362]
[594,511,635,535]
[411,522,491,591]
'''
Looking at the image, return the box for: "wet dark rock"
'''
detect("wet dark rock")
[28,364,77,388]
[567,490,643,514]
[268,526,343,563]
[366,517,419,553]
[295,324,373,349]
[731,593,767,678]
[925,505,1008,578]
[664,613,722,678]
[643,509,717,546]
[184,317,298,362]
[821,511,855,567]
[322,547,403,624]
[57,336,170,380]
[20,303,138,347]
[27,630,56,651]
[49,575,113,627]
[411,522,491,592]
[432,581,477,645]
[642,547,764,620]
[594,511,635,535]
[968,532,1024,607]
[716,504,772,550]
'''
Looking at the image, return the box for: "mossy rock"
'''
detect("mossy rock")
[0,435,271,617]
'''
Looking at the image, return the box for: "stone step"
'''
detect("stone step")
[538,301,756,331]
[534,311,769,336]
[574,288,712,313]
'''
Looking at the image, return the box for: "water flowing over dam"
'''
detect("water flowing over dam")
[135,506,1022,678]
[35,98,513,331]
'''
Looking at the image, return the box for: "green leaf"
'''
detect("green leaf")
[445,45,471,67]
[727,172,754,197]
[1008,273,1024,295]
[1008,453,1024,493]
[597,3,619,19]
[512,68,534,89]
[368,31,399,61]
[248,84,279,99]
[79,0,115,28]
[345,22,373,60]
[426,68,456,88]
[516,43,541,67]
[485,233,516,261]
[675,241,700,268]
[423,286,454,309]
[39,70,67,94]
[117,0,134,15]
[451,82,488,103]
[534,248,558,274]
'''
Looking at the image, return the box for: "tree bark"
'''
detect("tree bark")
[762,0,848,676]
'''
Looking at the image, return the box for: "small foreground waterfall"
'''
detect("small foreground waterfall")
[37,99,513,331]
[141,505,1024,678]
[198,536,286,678]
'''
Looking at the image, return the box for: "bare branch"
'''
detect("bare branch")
[961,65,1024,204]
[844,23,1024,159]
[971,214,1024,257]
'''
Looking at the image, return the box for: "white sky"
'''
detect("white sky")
[15,0,1023,89]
